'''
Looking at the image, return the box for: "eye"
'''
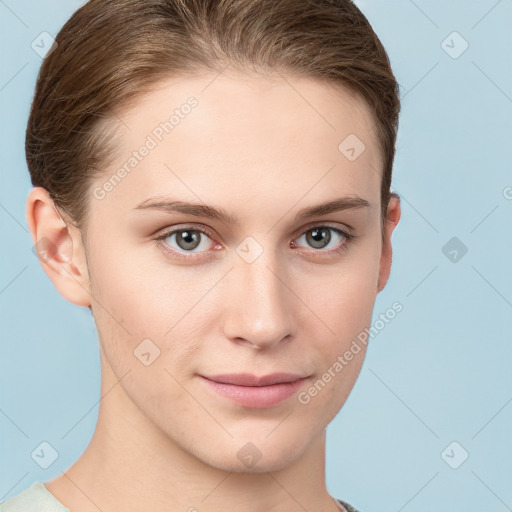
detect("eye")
[291,225,355,255]
[155,225,220,261]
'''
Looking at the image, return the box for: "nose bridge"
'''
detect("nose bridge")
[222,242,294,348]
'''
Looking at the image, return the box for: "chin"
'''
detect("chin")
[195,433,311,474]
[210,452,301,474]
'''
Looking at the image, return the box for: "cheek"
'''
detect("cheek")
[87,238,188,334]
[89,277,200,419]
[299,250,379,338]
[87,244,211,379]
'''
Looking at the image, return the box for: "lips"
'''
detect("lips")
[199,372,310,408]
[201,372,306,386]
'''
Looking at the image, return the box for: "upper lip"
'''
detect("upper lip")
[201,373,307,387]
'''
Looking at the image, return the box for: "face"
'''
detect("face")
[34,70,399,473]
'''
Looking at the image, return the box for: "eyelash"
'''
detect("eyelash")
[154,223,357,261]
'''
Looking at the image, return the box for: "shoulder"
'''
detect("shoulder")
[0,481,70,512]
[337,498,362,512]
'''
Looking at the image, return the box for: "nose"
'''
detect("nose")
[221,249,295,350]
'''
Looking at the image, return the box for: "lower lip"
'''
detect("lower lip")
[200,376,308,409]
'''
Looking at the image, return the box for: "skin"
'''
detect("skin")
[26,69,401,512]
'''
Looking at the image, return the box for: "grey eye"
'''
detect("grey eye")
[305,227,332,249]
[174,230,202,251]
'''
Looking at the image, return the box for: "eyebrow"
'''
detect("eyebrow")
[133,195,371,224]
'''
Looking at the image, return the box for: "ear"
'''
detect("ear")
[26,186,92,307]
[377,192,401,293]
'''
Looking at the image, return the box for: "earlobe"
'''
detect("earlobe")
[26,187,92,307]
[377,193,401,293]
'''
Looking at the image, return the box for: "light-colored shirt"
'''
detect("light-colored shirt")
[0,481,361,512]
[0,482,69,512]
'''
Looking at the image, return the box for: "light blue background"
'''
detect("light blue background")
[1,1,511,511]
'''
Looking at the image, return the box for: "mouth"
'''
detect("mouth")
[199,373,310,409]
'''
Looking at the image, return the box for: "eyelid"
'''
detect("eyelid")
[155,223,217,240]
[292,220,355,239]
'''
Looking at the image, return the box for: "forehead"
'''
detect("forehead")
[95,71,382,216]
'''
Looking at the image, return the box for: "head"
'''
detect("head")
[26,0,401,473]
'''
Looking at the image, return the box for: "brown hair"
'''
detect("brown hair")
[26,0,400,237]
